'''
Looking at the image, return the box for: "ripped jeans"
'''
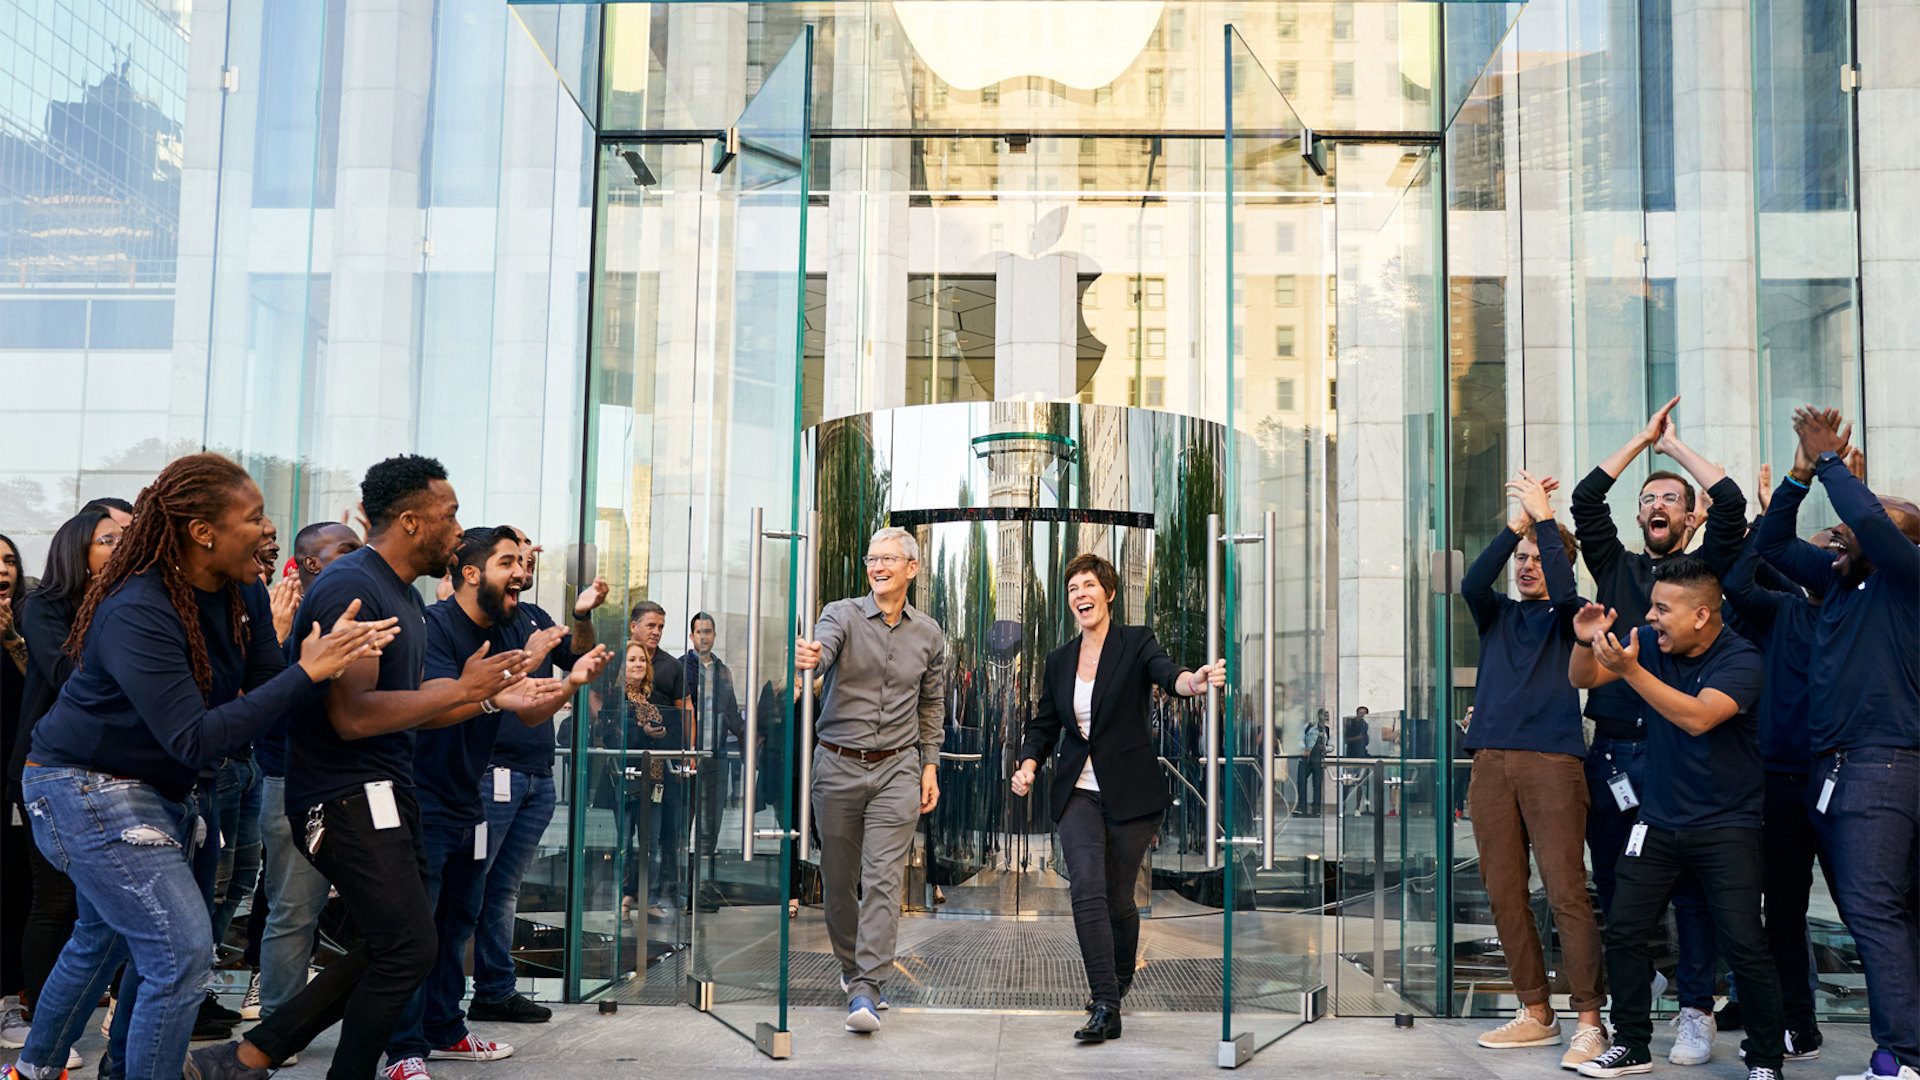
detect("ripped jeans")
[18,765,211,1080]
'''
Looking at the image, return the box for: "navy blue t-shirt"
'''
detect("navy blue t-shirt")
[1461,525,1587,758]
[31,571,316,802]
[254,636,298,779]
[487,602,574,778]
[412,599,527,827]
[283,545,429,808]
[1722,535,1819,774]
[1635,625,1766,831]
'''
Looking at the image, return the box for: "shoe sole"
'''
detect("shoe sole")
[1480,1035,1565,1049]
[468,1014,551,1024]
[1668,1051,1712,1066]
[1074,1029,1123,1043]
[1579,1065,1653,1078]
[845,1009,880,1034]
[430,1051,514,1062]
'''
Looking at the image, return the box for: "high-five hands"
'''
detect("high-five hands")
[1792,405,1853,465]
[1642,395,1681,448]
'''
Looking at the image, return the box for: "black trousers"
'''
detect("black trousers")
[1057,789,1160,1008]
[1761,771,1836,1032]
[1605,824,1785,1070]
[20,833,79,1007]
[247,787,436,1080]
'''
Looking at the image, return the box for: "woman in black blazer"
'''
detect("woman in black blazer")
[1010,553,1223,1043]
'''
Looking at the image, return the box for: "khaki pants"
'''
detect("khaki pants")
[1468,748,1605,1012]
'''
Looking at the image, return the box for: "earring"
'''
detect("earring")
[203,541,213,550]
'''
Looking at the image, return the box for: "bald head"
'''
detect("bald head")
[1883,497,1920,544]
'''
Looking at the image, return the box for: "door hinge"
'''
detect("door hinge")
[1840,64,1860,93]
[1634,241,1649,262]
[422,236,434,257]
[221,66,240,93]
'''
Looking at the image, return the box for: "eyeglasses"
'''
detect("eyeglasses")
[862,554,909,568]
[1638,492,1684,507]
[1511,552,1543,566]
[92,533,121,548]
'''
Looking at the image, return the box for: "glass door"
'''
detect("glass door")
[1217,24,1332,1067]
[685,27,814,1058]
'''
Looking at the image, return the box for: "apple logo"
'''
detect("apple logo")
[893,1,1167,92]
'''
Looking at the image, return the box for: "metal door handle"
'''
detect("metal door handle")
[741,507,809,863]
[798,509,818,860]
[1260,509,1276,870]
[1205,512,1221,869]
[938,753,983,762]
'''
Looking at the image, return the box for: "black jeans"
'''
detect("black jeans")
[22,835,79,1007]
[246,787,436,1080]
[1057,789,1160,1008]
[1761,771,1835,1032]
[1605,825,1784,1070]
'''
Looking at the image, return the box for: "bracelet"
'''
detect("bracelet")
[572,608,593,621]
[1785,471,1811,489]
[1574,638,1594,648]
[479,697,501,714]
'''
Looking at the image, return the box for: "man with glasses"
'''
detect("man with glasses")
[795,527,946,1035]
[1571,396,1749,1067]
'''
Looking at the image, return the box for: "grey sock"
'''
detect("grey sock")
[15,1061,65,1080]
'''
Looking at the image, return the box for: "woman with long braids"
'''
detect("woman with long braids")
[2,507,125,1060]
[1,454,397,1080]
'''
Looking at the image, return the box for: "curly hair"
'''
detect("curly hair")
[66,454,254,699]
[362,454,449,534]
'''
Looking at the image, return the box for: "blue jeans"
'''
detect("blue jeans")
[210,756,264,948]
[1585,736,1718,1010]
[385,819,489,1064]
[473,769,556,1003]
[18,767,211,1080]
[1809,747,1919,1069]
[257,775,332,1019]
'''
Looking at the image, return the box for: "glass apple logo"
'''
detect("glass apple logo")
[893,1,1167,91]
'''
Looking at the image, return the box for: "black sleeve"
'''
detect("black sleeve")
[18,597,76,691]
[1721,533,1782,634]
[1571,467,1626,591]
[1017,650,1064,765]
[1698,477,1749,580]
[1137,627,1187,698]
[1818,454,1920,598]
[1461,528,1520,635]
[241,586,289,692]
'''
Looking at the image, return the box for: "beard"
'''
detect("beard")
[476,578,518,626]
[1642,513,1683,556]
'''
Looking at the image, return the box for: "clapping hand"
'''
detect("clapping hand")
[518,624,569,675]
[1792,405,1853,462]
[1757,464,1773,514]
[573,575,609,619]
[1592,624,1642,675]
[1572,602,1616,647]
[1641,395,1681,447]
[296,599,403,682]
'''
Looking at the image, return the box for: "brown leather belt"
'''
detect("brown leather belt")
[818,739,912,765]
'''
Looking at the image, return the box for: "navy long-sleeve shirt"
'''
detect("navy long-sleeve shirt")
[1755,453,1919,754]
[1570,469,1748,737]
[1721,528,1822,773]
[1461,524,1587,757]
[29,571,318,802]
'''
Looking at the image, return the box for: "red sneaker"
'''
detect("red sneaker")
[431,1036,514,1062]
[383,1056,430,1080]
[4,1064,69,1080]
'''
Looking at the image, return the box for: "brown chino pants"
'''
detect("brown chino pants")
[1468,748,1606,1012]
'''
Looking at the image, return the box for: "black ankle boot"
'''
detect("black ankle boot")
[1075,1004,1122,1043]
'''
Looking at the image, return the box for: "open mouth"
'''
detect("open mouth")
[1827,538,1850,569]
[1646,511,1672,538]
[1073,599,1096,618]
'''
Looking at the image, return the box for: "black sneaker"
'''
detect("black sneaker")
[1782,1027,1822,1060]
[1717,999,1745,1031]
[1745,1069,1781,1080]
[191,1012,236,1042]
[201,991,242,1025]
[1576,1045,1654,1077]
[185,1042,268,1080]
[466,994,552,1024]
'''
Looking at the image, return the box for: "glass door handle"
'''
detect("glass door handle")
[1204,512,1277,870]
[1205,512,1221,869]
[741,507,810,863]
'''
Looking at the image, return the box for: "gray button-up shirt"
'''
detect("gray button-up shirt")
[812,593,947,767]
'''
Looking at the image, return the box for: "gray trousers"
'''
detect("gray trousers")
[811,747,921,1001]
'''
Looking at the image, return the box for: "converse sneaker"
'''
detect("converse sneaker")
[1562,1024,1610,1070]
[1577,1044,1654,1077]
[1745,1069,1781,1080]
[1478,1006,1562,1049]
[1668,1006,1716,1065]
[382,1057,430,1080]
[430,1036,513,1062]
[239,973,261,1021]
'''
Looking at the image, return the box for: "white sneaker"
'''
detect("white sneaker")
[1668,1006,1716,1065]
[65,1047,83,1070]
[239,972,261,1021]
[0,995,28,1048]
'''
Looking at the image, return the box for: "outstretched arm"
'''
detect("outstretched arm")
[1755,473,1837,594]
[1801,408,1920,595]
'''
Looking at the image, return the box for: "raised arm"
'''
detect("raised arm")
[1016,651,1065,769]
[1461,528,1520,634]
[1721,533,1783,633]
[1754,471,1837,595]
[1801,410,1920,596]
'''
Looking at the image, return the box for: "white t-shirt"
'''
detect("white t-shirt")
[1074,676,1098,791]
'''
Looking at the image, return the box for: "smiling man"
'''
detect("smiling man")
[1570,396,1749,1063]
[1460,471,1607,1068]
[1567,556,1782,1080]
[795,526,947,1035]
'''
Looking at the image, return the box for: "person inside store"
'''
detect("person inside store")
[1,454,396,1080]
[1008,552,1224,1044]
[1568,555,1784,1080]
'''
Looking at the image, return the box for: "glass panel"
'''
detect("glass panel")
[1221,23,1329,1059]
[691,26,813,1048]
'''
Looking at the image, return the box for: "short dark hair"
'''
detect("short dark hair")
[30,508,112,606]
[1355,705,1369,715]
[293,520,347,560]
[1520,521,1581,565]
[690,611,715,631]
[1652,552,1722,605]
[361,455,449,531]
[82,496,134,515]
[630,599,665,624]
[1641,470,1696,512]
[1063,552,1120,600]
[455,525,520,575]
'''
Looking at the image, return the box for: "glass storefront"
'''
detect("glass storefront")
[2,0,1895,1066]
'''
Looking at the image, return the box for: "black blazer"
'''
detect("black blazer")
[1018,624,1187,824]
